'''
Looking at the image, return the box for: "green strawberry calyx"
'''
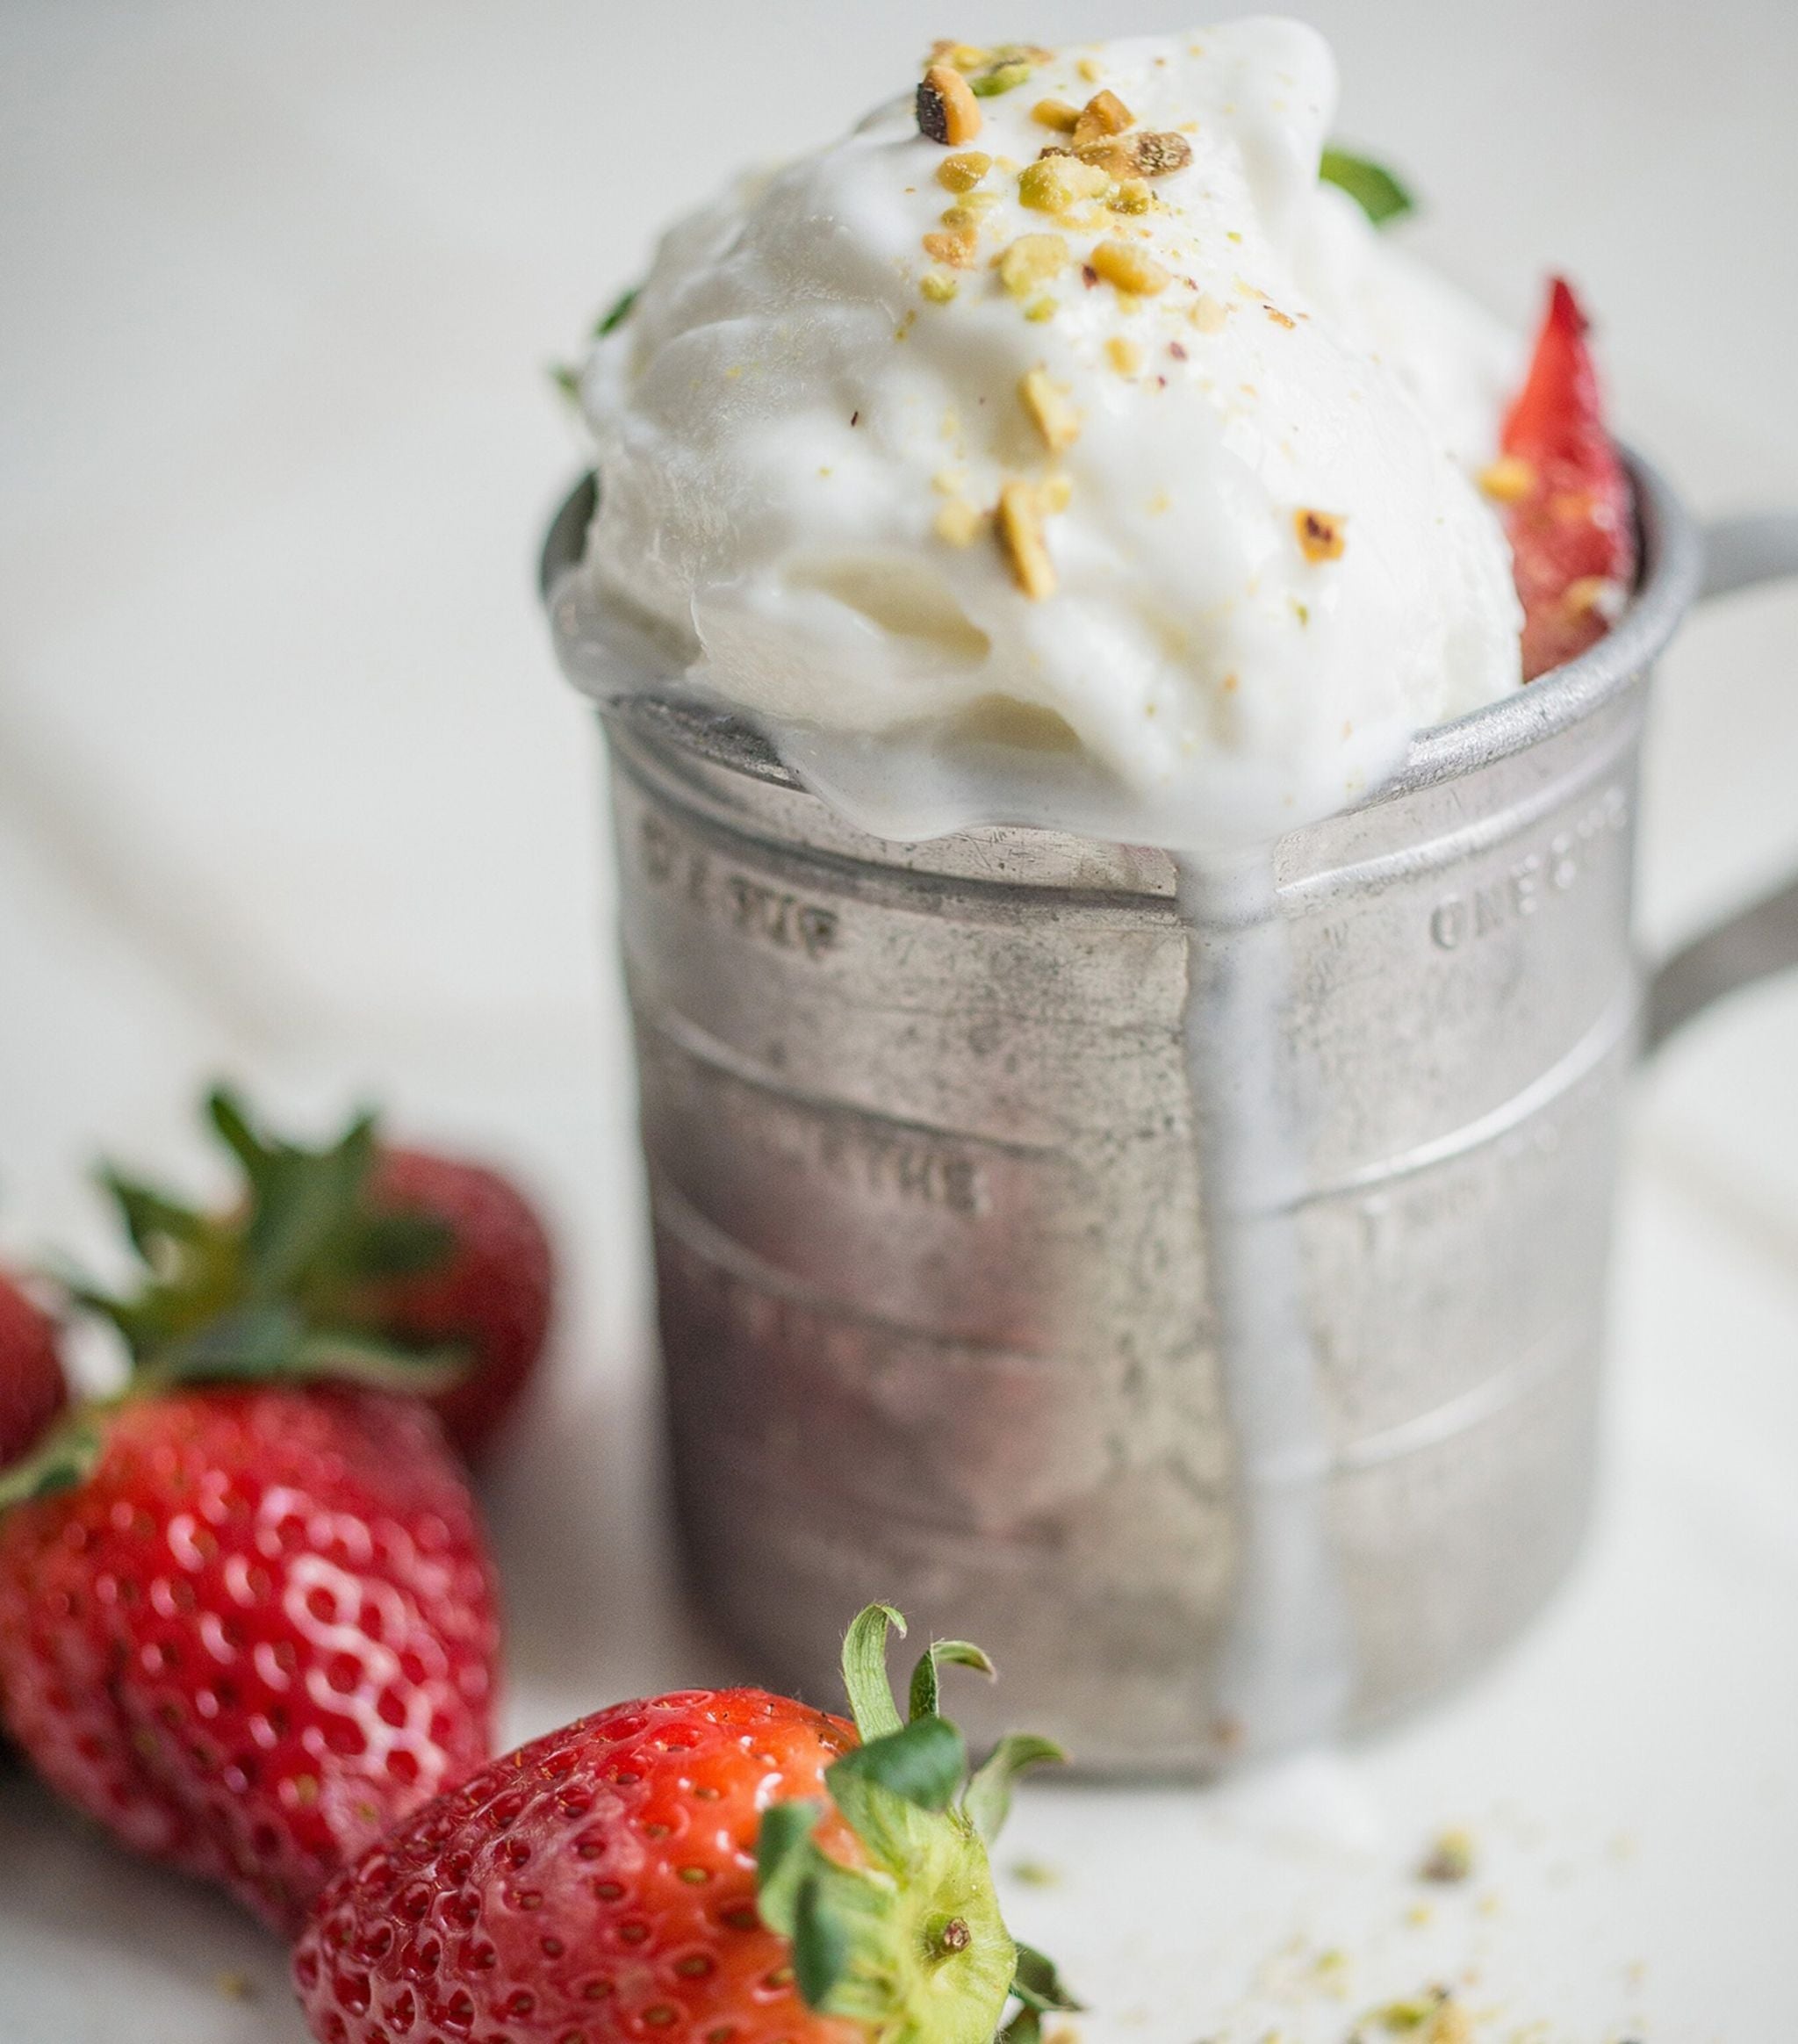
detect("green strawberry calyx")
[0,1086,463,1508]
[756,1604,1079,2044]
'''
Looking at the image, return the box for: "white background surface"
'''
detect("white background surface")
[2,3,1795,2039]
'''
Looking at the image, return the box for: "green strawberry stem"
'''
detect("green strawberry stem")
[756,1603,1077,2044]
[0,1412,105,1510]
[75,1085,465,1396]
[0,1087,471,1507]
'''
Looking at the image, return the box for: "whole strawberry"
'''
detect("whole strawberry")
[296,1606,1074,2044]
[359,1147,554,1458]
[0,1270,67,1468]
[0,1384,500,1935]
[81,1087,554,1461]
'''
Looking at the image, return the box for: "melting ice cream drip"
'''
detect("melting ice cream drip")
[1178,853,1351,1756]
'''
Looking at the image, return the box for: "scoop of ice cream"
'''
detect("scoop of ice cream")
[562,18,1525,848]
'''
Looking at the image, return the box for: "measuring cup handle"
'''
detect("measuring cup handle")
[1645,511,1798,1050]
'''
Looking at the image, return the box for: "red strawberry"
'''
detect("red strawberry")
[0,1385,500,1935]
[296,1606,1074,2044]
[1498,276,1637,679]
[0,1270,67,1469]
[81,1088,555,1461]
[360,1148,554,1459]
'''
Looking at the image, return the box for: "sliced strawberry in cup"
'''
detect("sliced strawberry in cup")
[1492,277,1637,680]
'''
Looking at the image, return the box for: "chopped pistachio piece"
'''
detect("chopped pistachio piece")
[923,226,978,268]
[1090,239,1171,295]
[971,58,1032,97]
[998,233,1071,296]
[1072,88,1133,147]
[934,499,984,546]
[1079,130,1193,179]
[1018,155,1111,212]
[996,480,1057,598]
[1127,130,1194,176]
[1295,507,1347,561]
[920,270,960,303]
[917,63,982,145]
[1105,335,1141,374]
[1018,368,1082,451]
[1032,97,1081,132]
[936,150,993,193]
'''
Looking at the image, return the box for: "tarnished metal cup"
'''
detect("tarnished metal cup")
[544,460,1798,1774]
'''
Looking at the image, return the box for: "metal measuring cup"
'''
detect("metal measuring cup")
[544,456,1798,1773]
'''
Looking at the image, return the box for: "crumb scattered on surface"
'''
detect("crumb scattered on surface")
[1359,1985,1470,2040]
[1419,1826,1477,1884]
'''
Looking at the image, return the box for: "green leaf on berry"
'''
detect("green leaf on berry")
[67,1085,466,1405]
[754,1798,825,1937]
[290,1331,466,1393]
[756,1603,1074,2044]
[791,1862,857,2006]
[909,1638,994,1722]
[998,1943,1085,2041]
[962,1733,1067,1844]
[829,1715,968,1817]
[1009,1942,1083,2013]
[1320,146,1414,225]
[594,285,639,337]
[0,1414,104,1508]
[342,1210,457,1282]
[99,1170,208,1257]
[840,1601,909,1742]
